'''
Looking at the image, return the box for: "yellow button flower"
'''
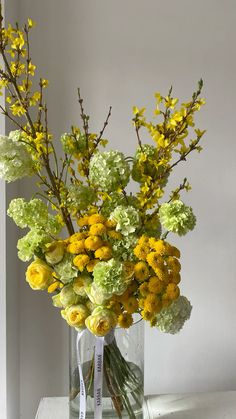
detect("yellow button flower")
[85,235,103,251]
[134,261,150,282]
[88,214,105,225]
[117,312,133,329]
[167,257,181,273]
[77,216,90,227]
[73,254,90,271]
[123,297,139,314]
[95,246,112,260]
[86,259,100,272]
[89,223,107,236]
[67,240,85,254]
[148,276,164,294]
[139,282,149,297]
[144,294,162,314]
[166,283,180,300]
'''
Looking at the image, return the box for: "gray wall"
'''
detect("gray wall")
[5,0,236,418]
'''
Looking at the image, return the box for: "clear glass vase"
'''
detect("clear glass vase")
[69,319,144,418]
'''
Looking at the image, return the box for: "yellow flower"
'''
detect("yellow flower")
[88,214,105,225]
[28,18,36,28]
[146,251,164,271]
[45,241,65,265]
[167,257,181,273]
[170,246,181,259]
[73,274,92,297]
[107,230,122,240]
[77,216,90,227]
[148,276,164,294]
[117,312,133,329]
[161,293,172,308]
[47,281,61,293]
[26,258,53,290]
[133,244,150,261]
[89,223,107,236]
[166,283,180,300]
[94,246,112,260]
[144,294,162,314]
[134,261,150,282]
[85,235,103,251]
[141,310,155,321]
[149,239,166,255]
[138,298,145,309]
[105,219,117,229]
[85,307,117,336]
[123,261,135,280]
[168,272,181,285]
[86,259,100,272]
[138,235,150,246]
[123,297,139,314]
[73,254,90,271]
[67,240,85,254]
[139,282,149,297]
[107,300,122,315]
[62,304,89,328]
[150,317,158,327]
[41,79,49,88]
[68,232,87,242]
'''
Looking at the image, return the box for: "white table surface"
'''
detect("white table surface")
[36,391,236,418]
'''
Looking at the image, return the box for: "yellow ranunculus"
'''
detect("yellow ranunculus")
[45,241,65,265]
[26,258,53,290]
[61,304,89,328]
[85,306,117,337]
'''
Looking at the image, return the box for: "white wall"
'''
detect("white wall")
[7,0,236,418]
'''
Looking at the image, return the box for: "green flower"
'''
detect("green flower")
[67,184,97,211]
[60,132,86,154]
[17,229,51,262]
[89,151,130,192]
[156,296,192,334]
[8,130,24,142]
[93,258,127,298]
[8,198,48,229]
[132,144,169,186]
[112,234,138,262]
[59,284,80,308]
[101,192,138,217]
[0,135,35,182]
[54,253,78,284]
[110,205,140,236]
[159,200,196,236]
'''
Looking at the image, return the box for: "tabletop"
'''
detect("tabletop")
[36,391,236,419]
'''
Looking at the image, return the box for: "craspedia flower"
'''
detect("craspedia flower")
[89,223,107,236]
[85,235,104,251]
[67,240,85,254]
[17,229,51,262]
[156,296,192,334]
[7,198,48,229]
[89,150,130,192]
[134,261,150,282]
[67,184,97,211]
[93,258,127,298]
[0,135,35,182]
[110,205,140,236]
[88,213,106,225]
[117,312,133,328]
[159,200,196,236]
[73,254,90,271]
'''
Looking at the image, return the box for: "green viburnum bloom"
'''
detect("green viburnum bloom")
[156,296,192,334]
[0,135,35,182]
[54,253,78,284]
[93,258,127,299]
[60,132,86,155]
[89,150,130,192]
[111,234,138,262]
[17,229,51,262]
[8,198,48,229]
[101,192,138,217]
[110,205,140,236]
[67,184,97,211]
[132,144,169,186]
[8,130,24,142]
[159,200,196,236]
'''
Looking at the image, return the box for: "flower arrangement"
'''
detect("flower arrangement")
[0,5,206,418]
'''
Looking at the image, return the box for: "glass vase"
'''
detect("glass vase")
[69,319,144,418]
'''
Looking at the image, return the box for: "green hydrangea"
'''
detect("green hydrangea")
[159,200,196,236]
[101,192,138,217]
[89,151,130,192]
[132,144,169,186]
[17,229,51,262]
[93,258,127,298]
[0,135,34,182]
[8,198,48,229]
[60,132,86,154]
[112,234,138,261]
[156,296,192,334]
[67,184,97,211]
[54,253,78,284]
[110,205,140,236]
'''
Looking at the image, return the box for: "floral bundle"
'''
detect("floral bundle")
[0,11,206,340]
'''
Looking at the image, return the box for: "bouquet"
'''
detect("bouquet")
[0,6,206,418]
